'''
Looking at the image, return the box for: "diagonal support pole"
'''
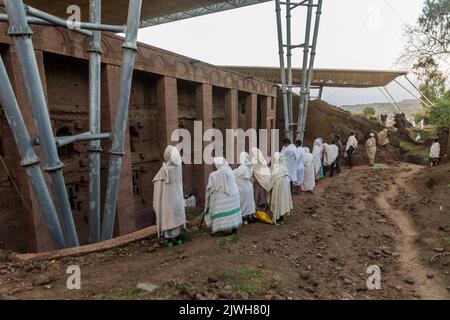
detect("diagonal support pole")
[4,0,79,247]
[101,0,143,241]
[0,55,66,249]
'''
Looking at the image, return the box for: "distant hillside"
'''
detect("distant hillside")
[339,99,422,118]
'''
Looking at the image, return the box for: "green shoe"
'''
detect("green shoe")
[177,239,183,246]
[166,241,174,248]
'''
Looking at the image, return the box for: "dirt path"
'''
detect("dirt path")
[1,162,449,300]
[376,164,449,299]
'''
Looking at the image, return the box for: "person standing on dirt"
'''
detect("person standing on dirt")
[153,145,186,248]
[270,152,293,225]
[204,157,242,236]
[365,133,377,166]
[333,134,343,174]
[345,133,358,168]
[293,140,305,193]
[234,152,256,224]
[281,138,299,187]
[429,138,441,167]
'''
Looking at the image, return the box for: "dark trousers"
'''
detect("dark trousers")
[347,147,354,168]
[335,155,342,174]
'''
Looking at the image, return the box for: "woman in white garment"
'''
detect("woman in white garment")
[270,152,293,225]
[204,157,243,236]
[429,138,441,167]
[302,147,315,192]
[153,145,186,247]
[250,148,272,209]
[312,138,324,180]
[234,152,256,224]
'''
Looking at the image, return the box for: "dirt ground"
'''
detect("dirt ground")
[0,162,449,300]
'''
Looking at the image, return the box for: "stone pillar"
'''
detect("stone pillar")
[245,93,257,131]
[2,47,54,252]
[156,76,178,155]
[225,88,238,166]
[103,64,136,236]
[194,83,213,205]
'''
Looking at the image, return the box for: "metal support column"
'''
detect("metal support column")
[0,55,66,249]
[275,0,291,140]
[286,0,293,129]
[298,0,323,141]
[88,0,102,244]
[101,0,143,241]
[4,0,79,247]
[296,0,313,142]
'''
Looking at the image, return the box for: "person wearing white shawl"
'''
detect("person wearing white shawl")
[294,140,305,188]
[345,133,358,168]
[365,133,377,166]
[250,148,272,209]
[302,147,315,192]
[270,152,293,224]
[204,157,242,235]
[280,138,298,184]
[429,138,441,167]
[322,143,340,177]
[152,145,186,245]
[312,138,324,180]
[234,152,256,223]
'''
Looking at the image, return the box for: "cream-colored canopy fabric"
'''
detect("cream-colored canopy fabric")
[23,0,271,26]
[221,66,408,88]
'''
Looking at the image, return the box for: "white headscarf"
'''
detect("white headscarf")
[250,148,272,192]
[208,157,236,196]
[153,145,182,183]
[234,152,253,180]
[271,152,288,180]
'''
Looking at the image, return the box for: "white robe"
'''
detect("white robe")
[204,158,243,234]
[345,135,358,152]
[153,146,186,238]
[302,148,315,192]
[250,148,272,192]
[234,163,256,218]
[281,144,298,183]
[323,144,339,166]
[270,153,293,223]
[293,147,305,186]
[430,142,441,158]
[312,138,323,177]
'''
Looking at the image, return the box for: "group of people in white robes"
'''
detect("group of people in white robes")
[152,145,295,244]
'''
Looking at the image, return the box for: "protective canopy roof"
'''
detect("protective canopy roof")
[23,0,271,26]
[221,66,408,88]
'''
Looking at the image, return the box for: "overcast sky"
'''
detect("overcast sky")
[138,0,426,106]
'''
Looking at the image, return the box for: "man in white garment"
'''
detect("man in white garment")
[281,138,299,186]
[429,138,441,167]
[270,152,293,225]
[234,152,256,224]
[302,147,315,192]
[153,145,186,247]
[293,140,305,193]
[345,133,358,169]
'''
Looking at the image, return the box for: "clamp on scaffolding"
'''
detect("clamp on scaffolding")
[275,0,323,141]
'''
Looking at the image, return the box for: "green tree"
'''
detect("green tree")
[429,92,450,127]
[362,106,376,119]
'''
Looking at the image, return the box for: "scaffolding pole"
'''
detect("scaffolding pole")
[4,0,79,247]
[88,0,102,244]
[101,0,143,241]
[275,0,291,140]
[298,0,323,142]
[0,55,66,249]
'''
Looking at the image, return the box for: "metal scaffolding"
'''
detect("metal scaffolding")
[1,0,143,248]
[275,0,323,141]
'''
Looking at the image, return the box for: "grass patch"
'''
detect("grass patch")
[400,140,429,160]
[441,237,450,249]
[218,268,266,294]
[123,288,143,299]
[216,234,240,247]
